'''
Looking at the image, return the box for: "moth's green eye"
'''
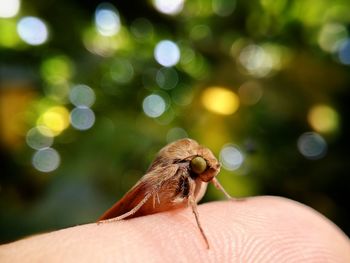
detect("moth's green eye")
[190,156,207,174]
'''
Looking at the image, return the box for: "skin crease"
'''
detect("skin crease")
[0,196,349,263]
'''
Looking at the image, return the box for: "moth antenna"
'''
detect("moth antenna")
[98,192,153,223]
[211,177,232,199]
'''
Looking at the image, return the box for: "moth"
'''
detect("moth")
[98,138,232,249]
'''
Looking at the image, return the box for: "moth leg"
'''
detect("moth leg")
[188,180,210,249]
[152,193,156,209]
[211,177,232,199]
[98,192,152,224]
[211,177,244,201]
[152,192,161,208]
[156,192,160,204]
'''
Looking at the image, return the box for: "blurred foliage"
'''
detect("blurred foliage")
[1,0,350,243]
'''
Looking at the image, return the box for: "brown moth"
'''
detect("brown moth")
[98,138,232,249]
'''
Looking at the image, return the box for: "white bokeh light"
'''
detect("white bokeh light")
[70,107,95,130]
[95,3,121,36]
[297,132,327,160]
[32,147,60,172]
[17,16,48,45]
[239,44,273,77]
[154,40,180,67]
[26,126,53,150]
[220,145,244,171]
[0,0,20,18]
[152,0,184,15]
[69,84,95,107]
[142,94,166,118]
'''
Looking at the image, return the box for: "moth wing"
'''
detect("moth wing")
[98,164,180,221]
[98,180,150,221]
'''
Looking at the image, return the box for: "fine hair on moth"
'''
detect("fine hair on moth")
[98,138,232,249]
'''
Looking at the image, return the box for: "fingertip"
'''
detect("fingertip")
[198,196,350,262]
[1,196,349,262]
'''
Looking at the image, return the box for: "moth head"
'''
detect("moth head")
[190,156,207,174]
[190,155,220,182]
[156,138,221,182]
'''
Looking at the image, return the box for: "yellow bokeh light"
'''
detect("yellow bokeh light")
[37,106,70,136]
[201,86,239,115]
[308,104,339,134]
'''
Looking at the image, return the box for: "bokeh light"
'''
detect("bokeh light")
[155,107,174,125]
[338,39,350,65]
[141,68,158,88]
[220,144,244,171]
[69,84,96,107]
[308,104,340,134]
[17,16,48,46]
[32,148,60,172]
[260,0,287,14]
[70,107,95,131]
[156,67,179,90]
[82,25,124,56]
[154,40,180,67]
[166,127,188,143]
[297,132,327,160]
[201,86,239,115]
[318,23,347,53]
[43,83,70,102]
[0,0,20,18]
[0,19,21,48]
[2,0,350,245]
[171,84,193,106]
[37,106,70,136]
[180,51,209,80]
[95,3,121,36]
[238,81,263,105]
[212,0,236,17]
[130,18,154,40]
[180,45,195,65]
[40,55,73,85]
[152,0,184,15]
[238,44,273,77]
[142,94,166,118]
[190,25,211,41]
[26,126,54,150]
[109,58,134,84]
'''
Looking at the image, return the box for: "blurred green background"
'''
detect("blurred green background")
[1,0,349,243]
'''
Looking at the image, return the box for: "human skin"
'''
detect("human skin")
[0,196,349,262]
